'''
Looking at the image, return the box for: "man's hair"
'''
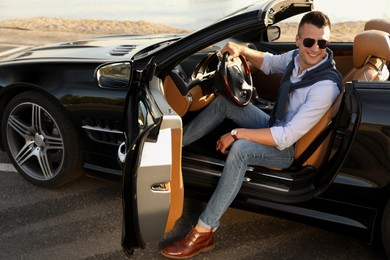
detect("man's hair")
[298,11,331,34]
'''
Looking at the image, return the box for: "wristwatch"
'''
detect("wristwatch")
[230,129,238,141]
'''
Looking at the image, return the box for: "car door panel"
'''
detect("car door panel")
[122,76,183,254]
[137,127,184,237]
[321,81,390,208]
[137,128,174,241]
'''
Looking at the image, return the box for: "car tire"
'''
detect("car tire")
[1,91,83,187]
[382,198,390,258]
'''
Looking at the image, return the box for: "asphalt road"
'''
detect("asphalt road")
[0,151,387,260]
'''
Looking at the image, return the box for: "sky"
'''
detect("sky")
[312,0,389,22]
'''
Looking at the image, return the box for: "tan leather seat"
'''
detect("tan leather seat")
[364,18,390,33]
[343,30,390,85]
[365,18,390,68]
[294,90,344,168]
[258,89,344,173]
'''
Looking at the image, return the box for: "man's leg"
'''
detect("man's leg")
[183,95,269,146]
[198,140,295,230]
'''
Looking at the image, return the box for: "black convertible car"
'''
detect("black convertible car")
[0,0,390,257]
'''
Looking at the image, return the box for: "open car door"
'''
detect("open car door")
[119,59,184,256]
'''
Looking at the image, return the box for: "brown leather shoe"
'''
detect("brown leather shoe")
[161,227,215,259]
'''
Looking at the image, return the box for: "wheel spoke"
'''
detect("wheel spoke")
[37,148,53,179]
[32,104,42,132]
[7,115,33,140]
[44,135,64,150]
[15,143,35,166]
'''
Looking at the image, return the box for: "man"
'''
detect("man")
[161,11,342,259]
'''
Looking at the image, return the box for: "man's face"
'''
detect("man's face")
[295,23,331,72]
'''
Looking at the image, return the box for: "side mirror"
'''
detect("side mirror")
[95,62,132,89]
[267,26,281,42]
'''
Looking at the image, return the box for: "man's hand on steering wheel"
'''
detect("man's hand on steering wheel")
[220,42,247,61]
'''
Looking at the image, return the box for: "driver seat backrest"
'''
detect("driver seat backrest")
[293,89,344,169]
[343,29,390,85]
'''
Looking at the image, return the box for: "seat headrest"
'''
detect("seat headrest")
[353,30,390,69]
[364,18,390,34]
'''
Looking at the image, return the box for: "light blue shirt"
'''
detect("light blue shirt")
[260,49,340,150]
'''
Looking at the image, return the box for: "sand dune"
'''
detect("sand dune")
[0,17,190,45]
[0,17,365,46]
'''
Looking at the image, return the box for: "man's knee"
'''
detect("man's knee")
[229,140,248,158]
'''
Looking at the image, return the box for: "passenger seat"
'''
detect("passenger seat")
[343,29,390,84]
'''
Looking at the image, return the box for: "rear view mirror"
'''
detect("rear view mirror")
[267,26,281,42]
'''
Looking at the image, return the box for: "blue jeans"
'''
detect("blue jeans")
[183,95,295,230]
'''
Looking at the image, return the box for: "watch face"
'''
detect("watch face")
[231,129,237,136]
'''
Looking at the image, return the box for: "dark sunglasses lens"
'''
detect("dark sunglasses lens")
[303,38,315,48]
[303,38,328,49]
[317,39,329,49]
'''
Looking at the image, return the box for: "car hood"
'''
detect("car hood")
[6,34,184,62]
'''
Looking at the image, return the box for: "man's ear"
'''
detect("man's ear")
[295,34,300,47]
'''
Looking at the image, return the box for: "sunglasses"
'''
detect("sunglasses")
[301,37,329,49]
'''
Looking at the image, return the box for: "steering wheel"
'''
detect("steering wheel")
[219,52,253,107]
[190,51,253,107]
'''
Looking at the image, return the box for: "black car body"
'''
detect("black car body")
[0,34,185,185]
[0,0,389,257]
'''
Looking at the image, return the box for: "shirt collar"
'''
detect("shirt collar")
[293,51,329,77]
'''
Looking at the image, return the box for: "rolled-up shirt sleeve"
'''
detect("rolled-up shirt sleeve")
[260,51,294,74]
[270,80,340,150]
